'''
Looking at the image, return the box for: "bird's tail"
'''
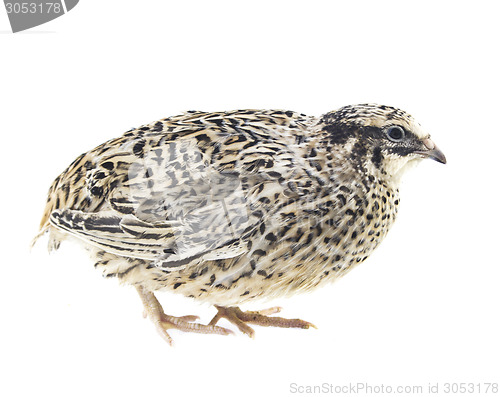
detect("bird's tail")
[30,225,49,251]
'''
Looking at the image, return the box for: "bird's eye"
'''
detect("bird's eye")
[386,126,405,142]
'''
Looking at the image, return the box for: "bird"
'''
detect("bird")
[35,104,446,344]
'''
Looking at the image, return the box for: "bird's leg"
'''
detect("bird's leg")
[135,285,232,345]
[208,305,316,338]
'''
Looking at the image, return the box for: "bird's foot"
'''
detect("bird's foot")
[208,305,316,338]
[135,286,232,345]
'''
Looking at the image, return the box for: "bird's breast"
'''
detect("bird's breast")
[248,177,401,294]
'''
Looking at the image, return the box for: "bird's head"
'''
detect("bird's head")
[320,104,446,183]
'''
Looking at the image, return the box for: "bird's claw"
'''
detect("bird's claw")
[154,314,233,346]
[136,285,232,345]
[209,305,316,338]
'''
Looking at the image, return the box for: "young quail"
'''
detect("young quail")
[36,104,446,344]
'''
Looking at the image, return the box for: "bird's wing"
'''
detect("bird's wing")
[50,205,248,270]
[49,115,317,270]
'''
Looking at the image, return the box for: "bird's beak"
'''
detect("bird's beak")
[415,138,447,164]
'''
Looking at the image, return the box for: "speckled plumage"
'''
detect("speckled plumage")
[37,104,446,342]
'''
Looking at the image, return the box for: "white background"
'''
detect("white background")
[1,1,499,396]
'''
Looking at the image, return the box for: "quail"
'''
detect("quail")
[35,104,446,344]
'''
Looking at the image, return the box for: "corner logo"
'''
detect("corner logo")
[3,0,78,32]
